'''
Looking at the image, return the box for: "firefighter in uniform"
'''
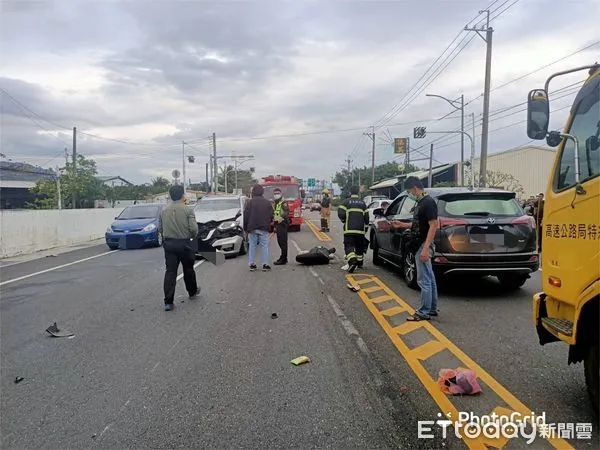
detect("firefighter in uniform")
[320,189,332,232]
[272,187,289,265]
[338,185,369,273]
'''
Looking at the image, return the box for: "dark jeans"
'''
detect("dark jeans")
[163,238,198,304]
[343,233,365,264]
[276,223,288,261]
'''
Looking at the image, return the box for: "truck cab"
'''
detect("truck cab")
[260,175,306,231]
[527,64,599,413]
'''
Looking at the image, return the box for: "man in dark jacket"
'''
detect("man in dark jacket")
[243,184,273,271]
[272,187,289,265]
[158,185,200,311]
[338,185,369,273]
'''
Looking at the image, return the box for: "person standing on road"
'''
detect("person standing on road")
[320,189,332,232]
[392,177,439,321]
[158,185,200,312]
[272,187,289,265]
[338,185,369,273]
[243,184,273,271]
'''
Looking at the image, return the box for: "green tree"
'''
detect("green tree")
[29,154,103,209]
[217,166,257,195]
[333,162,419,198]
[465,167,525,197]
[151,176,171,194]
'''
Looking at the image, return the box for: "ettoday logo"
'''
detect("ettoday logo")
[418,411,550,444]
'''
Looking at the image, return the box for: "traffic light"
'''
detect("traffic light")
[413,127,426,139]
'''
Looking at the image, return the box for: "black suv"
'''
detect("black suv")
[370,187,539,290]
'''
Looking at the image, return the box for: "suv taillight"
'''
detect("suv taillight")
[512,215,536,227]
[439,217,468,228]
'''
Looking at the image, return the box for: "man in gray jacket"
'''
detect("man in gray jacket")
[158,185,200,311]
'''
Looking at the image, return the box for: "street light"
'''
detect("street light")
[426,93,465,186]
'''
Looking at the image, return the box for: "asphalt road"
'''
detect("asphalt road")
[1,212,598,449]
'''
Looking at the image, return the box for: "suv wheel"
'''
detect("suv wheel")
[497,273,528,290]
[372,235,383,266]
[585,344,599,415]
[403,251,419,290]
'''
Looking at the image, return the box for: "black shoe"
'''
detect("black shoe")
[164,303,174,311]
[249,264,257,271]
[262,264,271,271]
[348,263,358,273]
[189,288,201,299]
[274,259,287,265]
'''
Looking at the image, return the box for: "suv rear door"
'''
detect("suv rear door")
[436,192,536,254]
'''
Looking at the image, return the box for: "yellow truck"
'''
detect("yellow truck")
[527,63,599,413]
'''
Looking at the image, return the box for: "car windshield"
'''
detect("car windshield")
[195,198,240,211]
[439,196,522,217]
[263,185,299,201]
[117,205,160,219]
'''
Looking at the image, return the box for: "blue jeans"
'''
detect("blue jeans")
[248,230,270,266]
[415,243,438,317]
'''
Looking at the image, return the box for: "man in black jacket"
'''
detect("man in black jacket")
[243,184,273,271]
[338,186,369,273]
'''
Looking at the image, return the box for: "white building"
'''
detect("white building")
[469,145,556,198]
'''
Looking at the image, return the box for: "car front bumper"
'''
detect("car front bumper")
[432,252,540,276]
[105,231,159,247]
[199,235,244,256]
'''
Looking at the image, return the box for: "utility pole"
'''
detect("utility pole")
[182,141,186,193]
[205,162,209,193]
[56,166,62,210]
[224,164,228,193]
[428,143,434,188]
[471,112,476,188]
[465,10,493,187]
[209,155,213,192]
[363,126,376,185]
[212,133,217,193]
[72,127,77,209]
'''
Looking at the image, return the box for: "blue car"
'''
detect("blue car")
[105,203,165,250]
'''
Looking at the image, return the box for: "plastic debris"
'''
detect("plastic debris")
[14,376,24,384]
[46,322,75,338]
[400,386,409,392]
[346,283,361,292]
[290,356,311,366]
[271,313,278,319]
[437,368,482,395]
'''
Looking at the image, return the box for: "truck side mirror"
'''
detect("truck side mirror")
[300,189,306,199]
[527,89,550,140]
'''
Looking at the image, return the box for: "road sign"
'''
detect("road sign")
[413,127,426,139]
[172,169,181,178]
[308,178,316,187]
[394,137,408,154]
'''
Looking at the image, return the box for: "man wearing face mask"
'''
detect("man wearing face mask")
[272,187,289,265]
[392,177,439,321]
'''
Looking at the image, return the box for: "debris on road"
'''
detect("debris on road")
[271,313,278,319]
[346,283,361,292]
[14,376,24,384]
[296,246,336,265]
[437,368,482,395]
[290,356,311,366]
[400,386,408,392]
[45,322,75,338]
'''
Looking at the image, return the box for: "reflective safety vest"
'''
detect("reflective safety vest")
[274,200,284,218]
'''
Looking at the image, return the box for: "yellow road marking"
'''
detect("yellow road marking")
[346,273,573,450]
[305,219,332,242]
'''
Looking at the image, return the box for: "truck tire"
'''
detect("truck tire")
[584,344,599,415]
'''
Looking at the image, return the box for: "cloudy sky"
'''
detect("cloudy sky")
[1,0,598,185]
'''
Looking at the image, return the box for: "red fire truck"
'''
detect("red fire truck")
[259,175,305,231]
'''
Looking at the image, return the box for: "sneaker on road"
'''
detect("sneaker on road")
[189,288,201,299]
[164,303,174,311]
[274,259,287,265]
[262,264,271,271]
[249,264,257,271]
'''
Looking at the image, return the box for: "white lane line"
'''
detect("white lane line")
[290,239,302,253]
[150,362,161,373]
[0,251,118,287]
[176,260,203,281]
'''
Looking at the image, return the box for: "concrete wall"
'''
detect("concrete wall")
[0,208,124,258]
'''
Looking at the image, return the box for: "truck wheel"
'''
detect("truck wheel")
[584,344,599,415]
[497,273,528,290]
